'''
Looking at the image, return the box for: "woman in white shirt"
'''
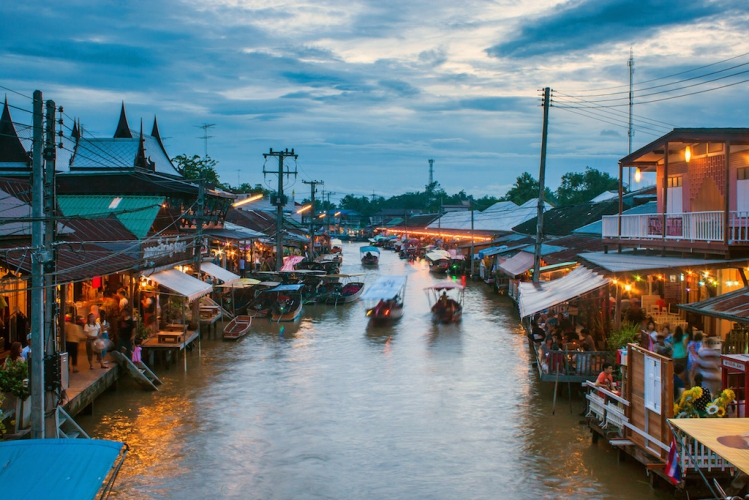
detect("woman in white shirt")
[83,313,104,369]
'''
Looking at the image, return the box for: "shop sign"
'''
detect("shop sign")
[144,238,189,260]
[723,359,746,371]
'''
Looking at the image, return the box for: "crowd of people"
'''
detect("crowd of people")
[529,311,601,374]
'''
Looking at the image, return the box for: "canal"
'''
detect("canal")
[79,243,666,499]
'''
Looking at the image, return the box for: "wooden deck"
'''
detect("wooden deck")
[141,330,200,370]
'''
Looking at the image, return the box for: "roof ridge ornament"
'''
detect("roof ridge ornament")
[114,101,133,138]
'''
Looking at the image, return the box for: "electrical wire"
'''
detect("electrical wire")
[0,84,33,100]
[553,92,676,128]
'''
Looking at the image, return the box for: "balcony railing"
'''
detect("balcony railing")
[602,211,749,243]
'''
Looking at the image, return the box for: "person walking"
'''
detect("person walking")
[99,310,111,367]
[239,256,246,278]
[84,313,104,369]
[117,307,135,358]
[65,319,85,373]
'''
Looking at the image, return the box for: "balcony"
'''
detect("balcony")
[602,211,749,249]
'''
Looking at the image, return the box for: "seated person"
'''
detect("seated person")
[594,362,615,391]
[673,364,686,401]
[654,333,674,358]
[530,321,546,343]
[540,337,554,361]
[581,329,597,351]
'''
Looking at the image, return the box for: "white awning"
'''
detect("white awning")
[148,269,213,302]
[200,262,240,285]
[518,266,609,318]
[499,251,535,277]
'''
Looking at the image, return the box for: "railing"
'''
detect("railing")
[603,211,749,243]
[584,381,629,433]
[674,431,735,473]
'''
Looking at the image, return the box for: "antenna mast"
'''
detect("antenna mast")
[197,123,215,159]
[628,49,635,187]
[428,159,434,185]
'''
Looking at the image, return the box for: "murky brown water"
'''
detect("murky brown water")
[79,243,666,499]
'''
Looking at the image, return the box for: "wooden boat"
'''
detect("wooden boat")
[361,275,407,321]
[360,245,380,265]
[223,315,253,340]
[425,283,464,324]
[246,281,280,317]
[324,274,366,304]
[268,283,304,322]
[426,250,451,273]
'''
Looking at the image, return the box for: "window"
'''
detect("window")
[667,176,682,188]
[738,167,749,181]
[644,356,662,415]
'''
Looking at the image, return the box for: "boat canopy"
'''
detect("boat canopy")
[324,273,365,278]
[268,284,305,293]
[215,278,261,288]
[424,282,464,291]
[258,281,281,287]
[360,246,380,254]
[200,262,240,285]
[279,269,326,275]
[360,276,407,300]
[331,238,343,246]
[0,438,126,499]
[517,266,609,318]
[669,418,749,475]
[147,269,212,302]
[426,250,450,262]
[281,255,305,271]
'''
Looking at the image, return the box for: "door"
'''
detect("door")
[666,176,683,214]
[738,167,749,213]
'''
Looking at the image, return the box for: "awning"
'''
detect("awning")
[518,266,609,318]
[281,255,305,271]
[669,418,749,475]
[360,246,380,254]
[0,439,126,499]
[478,246,508,258]
[200,262,240,285]
[147,269,212,302]
[224,221,264,239]
[578,251,747,274]
[678,287,749,324]
[499,251,535,277]
[361,276,407,300]
[268,284,305,292]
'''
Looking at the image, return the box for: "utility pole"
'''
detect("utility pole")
[43,99,59,435]
[263,148,298,270]
[428,159,434,185]
[326,192,336,235]
[533,87,552,283]
[30,91,45,438]
[470,201,475,278]
[191,174,205,330]
[303,180,323,258]
[196,123,215,159]
[628,49,635,188]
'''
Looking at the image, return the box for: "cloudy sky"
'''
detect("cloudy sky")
[3,0,749,201]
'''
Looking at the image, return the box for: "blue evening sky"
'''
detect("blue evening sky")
[2,0,748,201]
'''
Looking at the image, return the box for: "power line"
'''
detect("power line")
[0,84,33,100]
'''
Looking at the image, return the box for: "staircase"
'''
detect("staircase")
[56,406,89,439]
[111,351,162,390]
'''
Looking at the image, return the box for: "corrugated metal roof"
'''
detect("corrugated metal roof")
[57,195,163,240]
[573,201,657,235]
[678,287,749,324]
[578,251,746,274]
[520,243,567,255]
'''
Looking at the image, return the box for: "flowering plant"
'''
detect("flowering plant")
[674,387,735,418]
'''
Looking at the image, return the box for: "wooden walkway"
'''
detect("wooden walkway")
[141,330,200,370]
[64,344,122,417]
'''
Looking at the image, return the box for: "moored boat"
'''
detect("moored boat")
[426,250,451,273]
[361,275,407,321]
[223,315,253,340]
[323,274,366,304]
[268,283,304,321]
[360,245,380,265]
[246,281,280,317]
[425,283,464,324]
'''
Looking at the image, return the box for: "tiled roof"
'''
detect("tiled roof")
[57,195,163,240]
[69,135,180,176]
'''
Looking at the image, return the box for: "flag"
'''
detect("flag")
[665,438,682,485]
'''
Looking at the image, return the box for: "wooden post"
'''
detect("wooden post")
[725,141,731,247]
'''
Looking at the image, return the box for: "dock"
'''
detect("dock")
[141,329,200,370]
[64,361,122,417]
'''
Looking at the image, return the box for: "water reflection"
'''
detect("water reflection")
[79,242,662,499]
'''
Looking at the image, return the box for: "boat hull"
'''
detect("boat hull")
[324,282,365,304]
[366,305,404,321]
[223,315,253,340]
[361,256,379,265]
[432,307,462,324]
[271,301,303,322]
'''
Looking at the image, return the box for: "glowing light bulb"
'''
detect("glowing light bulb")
[685,146,691,163]
[634,168,641,183]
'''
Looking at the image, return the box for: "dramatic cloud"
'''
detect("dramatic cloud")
[2,0,748,199]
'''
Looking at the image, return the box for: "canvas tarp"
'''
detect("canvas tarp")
[518,266,609,318]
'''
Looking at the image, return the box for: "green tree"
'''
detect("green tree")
[234,183,272,195]
[502,172,555,206]
[555,167,620,207]
[172,154,222,187]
